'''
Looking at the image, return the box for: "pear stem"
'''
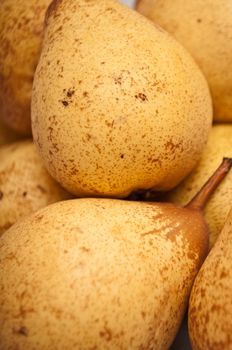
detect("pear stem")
[186,158,232,211]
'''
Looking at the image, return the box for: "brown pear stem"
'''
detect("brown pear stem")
[186,158,232,211]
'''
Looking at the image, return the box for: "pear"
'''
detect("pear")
[0,118,22,146]
[32,0,212,198]
[165,124,232,249]
[0,0,51,135]
[136,0,232,122]
[189,207,232,350]
[0,140,71,235]
[0,159,231,350]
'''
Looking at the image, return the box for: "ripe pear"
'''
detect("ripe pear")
[136,0,232,122]
[0,140,71,235]
[0,159,231,350]
[165,124,232,248]
[189,208,232,350]
[32,0,212,198]
[0,0,51,135]
[0,118,21,146]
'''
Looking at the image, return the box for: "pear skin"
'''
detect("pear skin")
[189,208,232,350]
[136,0,232,122]
[0,159,231,350]
[165,124,232,248]
[32,0,212,197]
[0,140,71,235]
[0,0,51,135]
[0,199,208,350]
[0,118,22,146]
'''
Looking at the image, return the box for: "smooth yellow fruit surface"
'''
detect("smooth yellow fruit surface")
[189,209,232,350]
[165,125,232,248]
[0,0,51,135]
[32,0,212,198]
[136,0,232,122]
[0,140,71,235]
[0,198,208,350]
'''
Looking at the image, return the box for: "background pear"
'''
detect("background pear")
[32,0,212,198]
[0,118,21,146]
[165,124,232,248]
[189,208,232,350]
[0,159,231,350]
[136,0,232,122]
[0,140,71,235]
[0,0,51,135]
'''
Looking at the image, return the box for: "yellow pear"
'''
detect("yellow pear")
[136,0,232,122]
[0,159,231,350]
[189,208,232,349]
[0,0,51,135]
[32,0,212,198]
[0,140,71,235]
[165,124,232,248]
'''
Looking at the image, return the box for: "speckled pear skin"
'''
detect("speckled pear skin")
[0,0,51,135]
[165,125,232,249]
[0,140,71,235]
[189,209,232,350]
[136,0,232,122]
[31,0,212,198]
[0,199,208,350]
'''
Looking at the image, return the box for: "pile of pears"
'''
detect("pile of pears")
[0,0,231,349]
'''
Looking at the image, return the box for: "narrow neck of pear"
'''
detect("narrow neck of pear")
[186,158,232,211]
